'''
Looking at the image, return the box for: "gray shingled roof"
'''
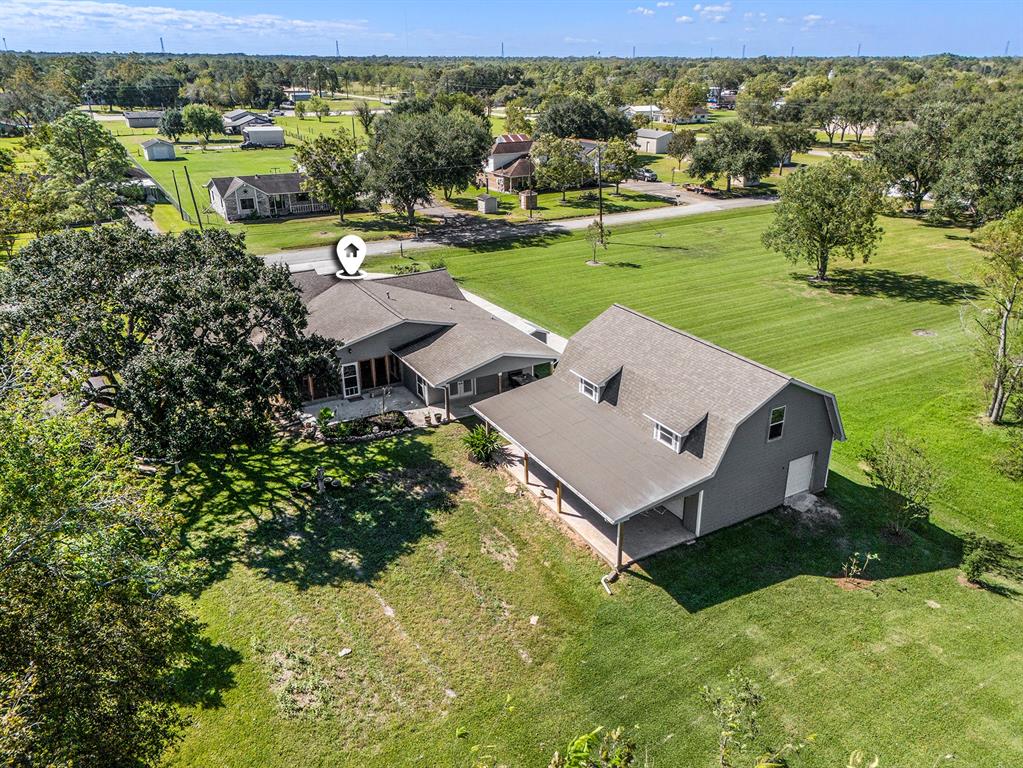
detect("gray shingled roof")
[293,269,558,385]
[206,172,305,197]
[140,138,173,148]
[473,304,844,524]
[636,128,673,139]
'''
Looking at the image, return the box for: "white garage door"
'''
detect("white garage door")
[785,454,815,498]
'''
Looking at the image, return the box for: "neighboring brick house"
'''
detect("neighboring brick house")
[484,134,535,192]
[204,172,330,221]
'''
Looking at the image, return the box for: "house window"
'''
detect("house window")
[240,198,255,210]
[768,406,786,441]
[578,377,599,402]
[654,422,683,453]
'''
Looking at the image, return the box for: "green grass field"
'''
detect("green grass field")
[162,207,1023,767]
[369,207,1022,545]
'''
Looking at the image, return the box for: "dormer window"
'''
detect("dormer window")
[768,406,786,441]
[578,376,599,402]
[654,421,683,453]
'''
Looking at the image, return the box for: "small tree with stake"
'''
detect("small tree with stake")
[584,219,610,265]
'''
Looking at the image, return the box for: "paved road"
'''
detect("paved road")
[264,193,773,272]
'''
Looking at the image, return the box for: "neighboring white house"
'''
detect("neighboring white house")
[242,125,285,147]
[204,172,331,221]
[140,138,175,161]
[284,87,312,101]
[673,106,709,124]
[634,128,673,154]
[623,104,663,123]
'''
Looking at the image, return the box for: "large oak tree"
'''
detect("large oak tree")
[761,155,886,281]
[0,226,310,459]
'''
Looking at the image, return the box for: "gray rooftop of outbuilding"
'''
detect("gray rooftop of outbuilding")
[473,304,844,524]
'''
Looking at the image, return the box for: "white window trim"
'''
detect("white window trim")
[578,376,599,402]
[653,421,683,453]
[768,405,786,442]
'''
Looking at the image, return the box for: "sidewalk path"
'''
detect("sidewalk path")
[263,194,772,272]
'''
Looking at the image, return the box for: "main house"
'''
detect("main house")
[473,305,844,568]
[205,172,330,221]
[294,269,559,418]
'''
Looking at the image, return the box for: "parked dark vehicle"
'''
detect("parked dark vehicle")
[635,168,658,182]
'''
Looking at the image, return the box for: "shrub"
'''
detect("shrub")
[463,425,502,464]
[862,429,940,535]
[428,259,447,270]
[962,547,987,583]
[321,421,350,440]
[961,533,1023,583]
[316,407,334,433]
[391,263,421,275]
[840,551,879,580]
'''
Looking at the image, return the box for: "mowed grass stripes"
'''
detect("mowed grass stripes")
[370,207,1020,543]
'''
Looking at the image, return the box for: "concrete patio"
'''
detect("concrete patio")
[499,443,695,568]
[301,384,476,427]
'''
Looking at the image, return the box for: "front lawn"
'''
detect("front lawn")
[165,426,1023,767]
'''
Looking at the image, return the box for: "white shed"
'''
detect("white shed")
[242,125,286,147]
[140,138,176,161]
[634,128,673,154]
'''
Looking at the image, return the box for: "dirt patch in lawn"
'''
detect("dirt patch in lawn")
[481,527,519,571]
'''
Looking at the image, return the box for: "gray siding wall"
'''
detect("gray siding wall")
[692,383,835,536]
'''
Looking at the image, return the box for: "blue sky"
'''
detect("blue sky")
[0,0,1019,58]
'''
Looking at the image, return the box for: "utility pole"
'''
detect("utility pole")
[170,169,185,221]
[336,40,340,57]
[160,37,164,53]
[632,45,636,58]
[1006,40,1011,56]
[181,166,203,231]
[351,114,356,140]
[741,43,746,58]
[790,45,794,57]
[856,42,862,56]
[501,41,504,57]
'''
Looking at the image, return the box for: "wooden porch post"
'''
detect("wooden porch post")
[615,522,624,571]
[306,374,315,401]
[498,374,503,394]
[385,355,392,383]
[370,359,378,388]
[523,453,530,484]
[556,481,562,514]
[444,387,451,421]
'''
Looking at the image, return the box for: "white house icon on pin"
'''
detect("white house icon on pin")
[335,235,367,279]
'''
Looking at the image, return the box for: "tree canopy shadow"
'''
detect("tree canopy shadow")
[166,434,461,592]
[801,267,980,305]
[639,471,965,613]
[167,634,242,710]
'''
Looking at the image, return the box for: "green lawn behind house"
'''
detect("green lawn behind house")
[368,207,1022,545]
[445,184,670,222]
